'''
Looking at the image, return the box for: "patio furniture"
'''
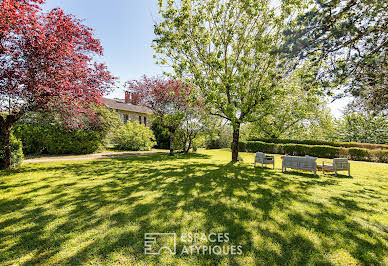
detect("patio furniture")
[282,155,317,176]
[322,158,350,176]
[254,152,275,169]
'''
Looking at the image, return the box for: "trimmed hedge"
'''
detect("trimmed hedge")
[247,138,388,150]
[240,141,388,163]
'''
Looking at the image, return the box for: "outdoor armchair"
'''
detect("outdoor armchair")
[254,152,275,169]
[322,158,350,176]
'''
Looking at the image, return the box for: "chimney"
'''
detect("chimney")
[125,91,131,103]
[132,93,139,104]
[125,91,140,105]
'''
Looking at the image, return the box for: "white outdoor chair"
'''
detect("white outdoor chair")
[254,152,274,169]
[322,158,350,176]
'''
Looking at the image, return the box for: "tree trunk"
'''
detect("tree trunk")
[231,124,240,162]
[184,137,192,154]
[0,126,12,169]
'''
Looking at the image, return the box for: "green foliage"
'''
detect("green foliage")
[284,0,387,112]
[151,120,170,149]
[0,134,24,167]
[369,150,388,163]
[13,108,122,155]
[92,106,123,145]
[338,142,388,150]
[13,123,102,155]
[348,148,370,162]
[113,121,156,151]
[203,117,233,149]
[153,0,302,161]
[241,141,388,163]
[247,138,336,146]
[336,112,388,144]
[249,67,331,139]
[247,138,388,150]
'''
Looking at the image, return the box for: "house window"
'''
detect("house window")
[124,114,128,125]
[139,116,142,124]
[143,116,147,126]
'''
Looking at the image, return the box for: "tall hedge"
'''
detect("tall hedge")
[13,123,102,155]
[240,141,388,163]
[247,138,388,150]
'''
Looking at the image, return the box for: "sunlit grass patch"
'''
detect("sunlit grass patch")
[0,150,387,265]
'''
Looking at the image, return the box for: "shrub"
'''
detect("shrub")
[239,141,278,154]
[348,148,370,161]
[308,145,342,158]
[338,142,388,150]
[151,120,170,149]
[205,131,233,149]
[247,138,336,146]
[113,121,156,151]
[375,150,388,163]
[247,138,388,150]
[0,134,24,167]
[242,140,388,163]
[13,123,102,155]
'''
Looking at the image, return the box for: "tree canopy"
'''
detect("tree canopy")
[153,0,304,161]
[283,0,387,112]
[0,0,115,168]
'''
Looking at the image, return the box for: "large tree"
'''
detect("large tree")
[153,0,302,161]
[336,110,388,144]
[0,0,115,168]
[283,0,387,112]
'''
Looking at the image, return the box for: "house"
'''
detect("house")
[103,92,152,126]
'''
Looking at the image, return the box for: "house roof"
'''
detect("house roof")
[103,98,152,114]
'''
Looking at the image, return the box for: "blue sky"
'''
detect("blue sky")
[43,0,347,117]
[44,0,164,99]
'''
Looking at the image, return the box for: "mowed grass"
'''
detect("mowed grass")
[0,149,387,265]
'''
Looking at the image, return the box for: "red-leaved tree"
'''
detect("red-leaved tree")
[0,0,116,168]
[125,75,197,155]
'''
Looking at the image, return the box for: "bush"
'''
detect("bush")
[247,138,388,150]
[13,123,102,155]
[242,140,388,163]
[247,138,336,146]
[338,142,388,150]
[373,150,388,163]
[151,120,170,149]
[113,121,156,151]
[0,134,24,168]
[348,148,370,161]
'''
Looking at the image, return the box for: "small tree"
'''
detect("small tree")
[125,76,195,155]
[0,0,116,168]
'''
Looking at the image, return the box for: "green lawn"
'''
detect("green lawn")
[1,149,387,265]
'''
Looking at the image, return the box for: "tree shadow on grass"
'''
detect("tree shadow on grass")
[0,152,387,265]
